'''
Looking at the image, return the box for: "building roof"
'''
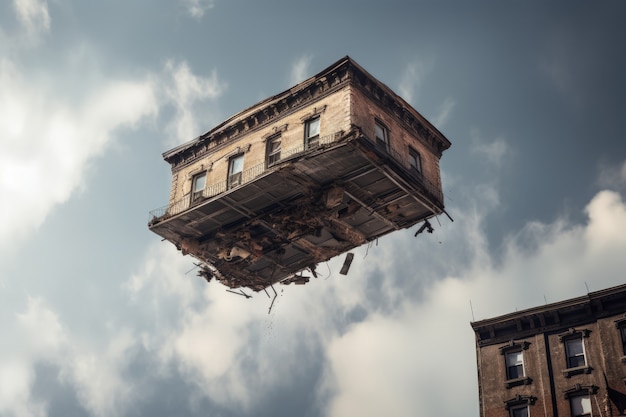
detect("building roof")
[162,56,451,168]
[471,283,626,346]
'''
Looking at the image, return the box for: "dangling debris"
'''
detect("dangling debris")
[339,252,354,275]
[414,220,433,236]
[226,289,252,299]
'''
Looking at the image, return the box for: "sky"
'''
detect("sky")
[1,1,626,416]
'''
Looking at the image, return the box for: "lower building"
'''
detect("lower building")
[471,284,626,417]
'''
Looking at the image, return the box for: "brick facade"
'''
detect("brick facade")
[472,284,626,417]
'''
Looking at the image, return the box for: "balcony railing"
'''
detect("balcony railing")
[149,128,443,222]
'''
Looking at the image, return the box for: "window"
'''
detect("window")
[616,318,626,357]
[570,394,591,417]
[506,351,525,380]
[409,147,422,174]
[499,341,531,388]
[374,121,388,150]
[510,405,529,417]
[266,136,281,166]
[505,394,536,416]
[566,338,586,369]
[565,385,598,417]
[191,171,206,202]
[559,328,591,376]
[228,154,244,188]
[305,117,320,148]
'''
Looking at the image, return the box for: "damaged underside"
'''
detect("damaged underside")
[149,130,444,291]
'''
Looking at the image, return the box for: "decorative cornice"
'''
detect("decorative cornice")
[558,328,591,342]
[614,314,626,328]
[163,56,451,172]
[351,68,449,157]
[472,283,626,347]
[563,384,599,398]
[504,394,537,409]
[164,61,352,171]
[499,340,531,354]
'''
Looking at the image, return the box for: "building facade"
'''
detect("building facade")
[472,284,626,417]
[148,56,451,291]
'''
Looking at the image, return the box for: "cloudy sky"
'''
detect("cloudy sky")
[2,1,626,416]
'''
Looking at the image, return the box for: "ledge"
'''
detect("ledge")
[505,377,533,389]
[563,366,593,378]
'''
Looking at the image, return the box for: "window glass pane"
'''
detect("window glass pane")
[375,123,386,142]
[511,406,529,417]
[193,173,206,192]
[506,351,524,379]
[566,338,585,368]
[409,150,421,172]
[571,395,591,416]
[230,155,244,174]
[566,339,584,356]
[307,118,320,138]
[269,140,281,153]
[506,352,523,367]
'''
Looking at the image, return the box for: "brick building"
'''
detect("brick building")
[472,284,626,417]
[148,56,451,291]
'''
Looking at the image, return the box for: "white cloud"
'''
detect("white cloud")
[0,57,158,255]
[320,184,626,417]
[0,297,63,417]
[63,328,137,417]
[397,60,433,105]
[470,132,510,167]
[0,295,144,417]
[13,0,50,40]
[434,97,455,128]
[290,54,313,86]
[182,0,215,19]
[163,60,226,145]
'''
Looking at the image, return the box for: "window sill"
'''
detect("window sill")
[563,366,593,378]
[504,377,532,389]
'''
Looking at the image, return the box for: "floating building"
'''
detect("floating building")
[148,56,451,291]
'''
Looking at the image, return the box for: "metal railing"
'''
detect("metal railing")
[149,128,443,222]
[357,126,444,205]
[149,132,344,221]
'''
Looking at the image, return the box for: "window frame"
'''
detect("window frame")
[569,394,592,417]
[408,146,422,174]
[505,350,525,380]
[304,116,320,149]
[510,404,529,417]
[559,328,592,377]
[191,171,207,203]
[564,386,598,417]
[228,154,244,189]
[504,394,536,417]
[374,120,389,151]
[499,341,532,388]
[565,337,586,369]
[266,135,282,167]
[614,317,626,360]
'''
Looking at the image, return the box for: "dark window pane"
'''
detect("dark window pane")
[511,406,528,417]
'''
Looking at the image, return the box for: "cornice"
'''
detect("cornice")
[165,61,351,172]
[163,56,452,171]
[472,283,626,346]
[349,64,450,157]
